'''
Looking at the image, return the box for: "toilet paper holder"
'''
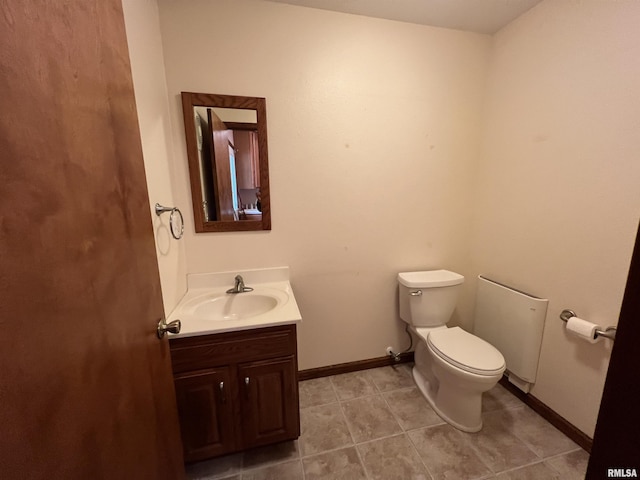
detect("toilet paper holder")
[560,309,617,341]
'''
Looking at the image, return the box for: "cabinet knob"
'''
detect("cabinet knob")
[219,381,226,404]
[244,377,250,399]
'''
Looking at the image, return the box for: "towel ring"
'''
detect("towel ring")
[155,203,184,240]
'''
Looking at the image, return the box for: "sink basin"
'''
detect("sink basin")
[188,292,282,321]
[182,288,289,322]
[167,268,302,338]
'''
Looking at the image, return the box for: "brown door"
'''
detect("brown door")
[207,108,236,221]
[587,222,640,476]
[196,112,218,221]
[0,1,184,478]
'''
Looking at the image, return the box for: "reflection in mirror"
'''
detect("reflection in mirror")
[193,107,258,222]
[181,92,271,232]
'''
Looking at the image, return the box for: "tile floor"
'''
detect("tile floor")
[186,364,589,480]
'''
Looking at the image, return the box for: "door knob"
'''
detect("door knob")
[157,317,181,338]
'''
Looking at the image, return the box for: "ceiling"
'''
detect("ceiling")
[261,0,543,34]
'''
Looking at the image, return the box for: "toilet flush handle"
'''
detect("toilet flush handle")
[409,290,422,296]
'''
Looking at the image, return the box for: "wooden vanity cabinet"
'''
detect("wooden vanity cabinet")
[169,325,300,462]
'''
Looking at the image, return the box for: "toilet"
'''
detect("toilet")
[398,270,505,432]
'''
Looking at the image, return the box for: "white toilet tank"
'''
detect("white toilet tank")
[398,270,464,327]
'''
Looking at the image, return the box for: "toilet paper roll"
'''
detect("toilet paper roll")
[566,316,601,344]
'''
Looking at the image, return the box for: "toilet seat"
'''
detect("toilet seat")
[425,327,505,376]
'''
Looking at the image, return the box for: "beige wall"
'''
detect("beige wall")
[157,0,491,369]
[471,0,640,436]
[121,0,188,313]
[144,0,640,439]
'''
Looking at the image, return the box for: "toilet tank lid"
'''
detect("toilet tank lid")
[398,270,464,288]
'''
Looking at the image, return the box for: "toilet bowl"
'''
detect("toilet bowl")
[398,270,505,432]
[414,326,505,431]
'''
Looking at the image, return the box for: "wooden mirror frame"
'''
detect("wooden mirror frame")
[181,92,271,232]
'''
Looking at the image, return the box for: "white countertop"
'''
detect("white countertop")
[167,267,302,338]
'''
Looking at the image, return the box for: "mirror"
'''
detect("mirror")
[181,92,271,232]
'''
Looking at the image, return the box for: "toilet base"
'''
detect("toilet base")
[412,366,483,433]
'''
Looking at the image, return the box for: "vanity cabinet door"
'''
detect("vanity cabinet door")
[174,368,236,461]
[238,356,300,449]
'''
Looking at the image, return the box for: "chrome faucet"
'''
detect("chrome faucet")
[226,274,254,294]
